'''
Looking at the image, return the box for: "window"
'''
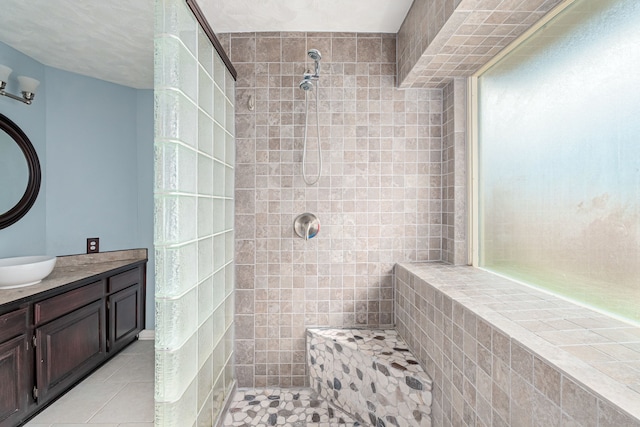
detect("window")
[475,0,640,324]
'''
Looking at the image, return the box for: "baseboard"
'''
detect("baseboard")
[138,329,155,340]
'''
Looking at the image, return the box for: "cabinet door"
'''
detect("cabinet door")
[35,300,106,404]
[0,335,28,427]
[108,284,142,353]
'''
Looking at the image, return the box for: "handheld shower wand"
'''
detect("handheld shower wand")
[299,49,322,186]
[307,49,321,77]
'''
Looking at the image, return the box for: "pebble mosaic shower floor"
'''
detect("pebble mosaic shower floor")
[223,388,361,427]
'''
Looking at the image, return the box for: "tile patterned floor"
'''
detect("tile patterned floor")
[24,339,154,427]
[23,340,362,427]
[224,388,362,427]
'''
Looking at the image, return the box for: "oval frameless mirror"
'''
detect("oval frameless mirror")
[0,113,41,229]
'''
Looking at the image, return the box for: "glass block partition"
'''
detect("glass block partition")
[154,0,236,425]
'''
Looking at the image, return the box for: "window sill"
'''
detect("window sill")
[395,262,640,423]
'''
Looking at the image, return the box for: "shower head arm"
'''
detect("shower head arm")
[313,60,320,78]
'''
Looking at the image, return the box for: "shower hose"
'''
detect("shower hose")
[302,83,322,185]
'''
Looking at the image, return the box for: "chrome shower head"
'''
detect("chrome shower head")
[299,79,314,91]
[308,49,322,62]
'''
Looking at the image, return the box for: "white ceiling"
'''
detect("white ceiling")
[0,0,414,89]
[202,0,415,34]
[0,0,155,89]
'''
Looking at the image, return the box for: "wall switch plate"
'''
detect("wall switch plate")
[87,238,99,253]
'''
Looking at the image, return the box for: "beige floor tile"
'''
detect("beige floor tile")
[104,353,154,384]
[50,424,119,427]
[27,340,154,426]
[118,340,154,355]
[83,354,137,383]
[88,382,154,423]
[29,381,127,424]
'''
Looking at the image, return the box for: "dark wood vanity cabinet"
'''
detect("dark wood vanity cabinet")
[35,300,106,405]
[0,309,30,427]
[107,267,144,354]
[0,261,145,427]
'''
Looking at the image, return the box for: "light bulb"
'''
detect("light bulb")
[17,76,40,94]
[0,65,12,83]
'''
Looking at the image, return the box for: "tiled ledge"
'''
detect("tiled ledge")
[395,262,640,426]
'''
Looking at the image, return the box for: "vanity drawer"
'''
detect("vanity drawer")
[0,308,28,342]
[34,281,104,325]
[108,267,141,294]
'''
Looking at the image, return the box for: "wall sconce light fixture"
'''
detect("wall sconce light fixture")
[0,64,40,105]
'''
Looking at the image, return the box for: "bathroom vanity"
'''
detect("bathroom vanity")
[0,249,147,427]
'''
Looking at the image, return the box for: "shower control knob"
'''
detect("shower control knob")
[294,213,320,240]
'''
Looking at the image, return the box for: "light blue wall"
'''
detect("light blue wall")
[44,68,140,254]
[0,43,47,256]
[0,42,155,327]
[136,89,155,327]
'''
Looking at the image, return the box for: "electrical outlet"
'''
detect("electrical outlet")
[87,238,99,253]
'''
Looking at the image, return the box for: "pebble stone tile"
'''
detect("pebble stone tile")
[223,388,361,426]
[307,328,433,427]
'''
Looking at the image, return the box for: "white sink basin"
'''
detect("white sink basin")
[0,256,57,289]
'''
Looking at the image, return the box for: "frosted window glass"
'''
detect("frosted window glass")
[478,0,640,324]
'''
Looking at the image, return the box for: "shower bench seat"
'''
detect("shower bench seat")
[307,328,432,427]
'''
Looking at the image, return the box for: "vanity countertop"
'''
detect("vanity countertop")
[0,249,147,307]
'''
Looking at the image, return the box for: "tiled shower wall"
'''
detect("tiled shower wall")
[217,32,443,387]
[154,0,235,424]
[397,0,457,86]
[395,263,640,427]
[396,0,563,88]
[442,78,467,265]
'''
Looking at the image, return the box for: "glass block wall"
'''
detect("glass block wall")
[154,0,236,425]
